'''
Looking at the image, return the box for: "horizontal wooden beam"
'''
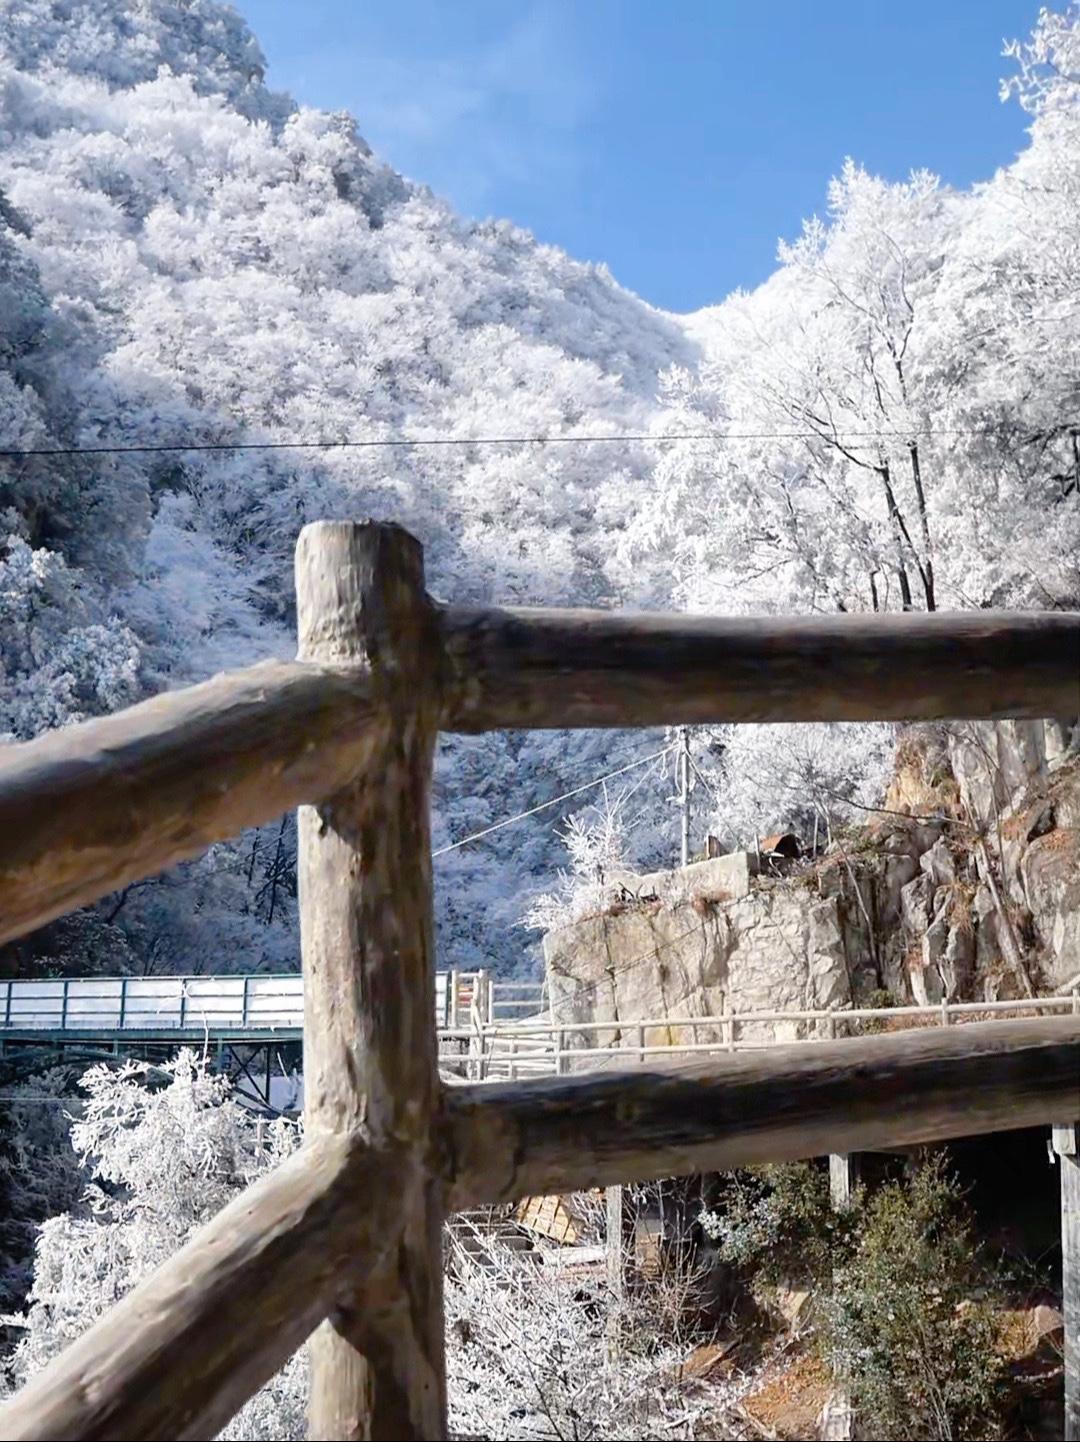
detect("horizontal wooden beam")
[443,1017,1080,1209]
[439,606,1080,730]
[4,595,1080,946]
[0,660,381,946]
[0,1134,399,1442]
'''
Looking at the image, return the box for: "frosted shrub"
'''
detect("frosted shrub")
[698,1162,842,1288]
[445,1228,730,1441]
[2,1052,301,1391]
[521,788,635,932]
[824,1158,1005,1441]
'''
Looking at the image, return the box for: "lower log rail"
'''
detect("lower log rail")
[0,1134,403,1442]
[0,1016,1077,1442]
[444,1016,1080,1208]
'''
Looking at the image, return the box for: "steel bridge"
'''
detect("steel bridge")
[0,970,547,1105]
[6,971,1078,1099]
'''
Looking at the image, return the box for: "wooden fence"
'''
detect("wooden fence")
[0,519,1079,1441]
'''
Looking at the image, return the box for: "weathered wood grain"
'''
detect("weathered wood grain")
[5,595,1079,951]
[0,1135,398,1442]
[443,1018,1080,1209]
[439,606,1080,730]
[0,660,380,946]
[297,521,446,1442]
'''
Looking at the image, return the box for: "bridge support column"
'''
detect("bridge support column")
[1052,1124,1080,1442]
[824,1154,861,1441]
[605,1183,631,1362]
[829,1152,861,1210]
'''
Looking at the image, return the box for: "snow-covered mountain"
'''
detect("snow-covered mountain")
[3,0,1080,980]
[0,0,698,976]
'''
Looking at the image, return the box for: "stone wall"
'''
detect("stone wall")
[544,721,1080,1047]
[545,854,866,1052]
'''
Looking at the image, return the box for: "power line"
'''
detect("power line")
[433,744,675,857]
[0,425,1048,461]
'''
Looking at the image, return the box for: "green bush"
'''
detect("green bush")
[699,1161,848,1288]
[700,1154,1006,1440]
[825,1156,1004,1440]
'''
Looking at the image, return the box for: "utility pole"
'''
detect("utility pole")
[678,726,691,868]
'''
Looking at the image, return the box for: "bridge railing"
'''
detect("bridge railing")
[0,969,498,1037]
[0,519,1078,1442]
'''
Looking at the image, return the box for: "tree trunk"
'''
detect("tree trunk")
[879,463,914,611]
[908,443,936,611]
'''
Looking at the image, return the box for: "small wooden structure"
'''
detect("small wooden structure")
[514,1192,599,1246]
[0,519,1078,1441]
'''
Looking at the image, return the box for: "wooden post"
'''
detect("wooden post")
[605,1184,630,1362]
[297,521,445,1441]
[829,1153,860,1211]
[1052,1123,1080,1442]
[826,1153,861,1439]
[555,1027,567,1076]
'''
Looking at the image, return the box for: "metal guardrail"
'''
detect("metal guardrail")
[5,971,1072,1089]
[0,969,546,1043]
[438,991,1080,1080]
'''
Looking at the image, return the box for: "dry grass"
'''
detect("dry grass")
[740,1352,830,1441]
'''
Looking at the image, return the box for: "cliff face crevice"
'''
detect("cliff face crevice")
[545,721,1080,1042]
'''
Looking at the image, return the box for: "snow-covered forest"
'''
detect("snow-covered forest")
[2,0,1080,979]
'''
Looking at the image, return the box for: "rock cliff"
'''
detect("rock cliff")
[544,721,1080,1045]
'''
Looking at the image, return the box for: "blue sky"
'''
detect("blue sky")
[241,0,1041,313]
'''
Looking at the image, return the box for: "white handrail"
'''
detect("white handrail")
[494,995,1079,1035]
[445,993,1080,1080]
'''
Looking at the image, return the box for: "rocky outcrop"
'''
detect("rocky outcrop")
[545,721,1080,1042]
[546,856,861,1051]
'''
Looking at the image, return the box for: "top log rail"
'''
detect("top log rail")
[439,606,1080,730]
[0,661,381,947]
[2,605,1079,946]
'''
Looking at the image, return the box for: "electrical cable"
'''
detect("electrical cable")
[0,425,1053,461]
[432,744,675,856]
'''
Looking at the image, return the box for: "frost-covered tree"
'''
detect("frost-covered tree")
[0,1069,84,1311]
[0,0,694,979]
[604,8,1080,844]
[2,1054,745,1440]
[701,722,897,851]
[1,1052,305,1436]
[3,0,1080,974]
[1,1053,299,1386]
